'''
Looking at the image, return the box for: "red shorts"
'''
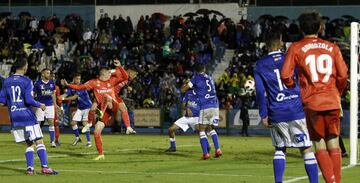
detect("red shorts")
[100,100,119,125]
[305,109,340,141]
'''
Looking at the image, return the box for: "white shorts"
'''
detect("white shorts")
[199,108,219,126]
[72,108,90,122]
[12,124,43,143]
[174,116,198,132]
[270,118,312,148]
[36,106,55,121]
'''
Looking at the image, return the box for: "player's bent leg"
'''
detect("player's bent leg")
[300,147,319,183]
[314,139,336,183]
[273,147,286,183]
[93,121,105,160]
[48,119,56,147]
[165,124,180,152]
[82,121,92,147]
[34,139,58,175]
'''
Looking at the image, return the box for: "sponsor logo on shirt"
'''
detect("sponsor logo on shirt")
[97,89,113,93]
[276,93,299,102]
[10,106,27,112]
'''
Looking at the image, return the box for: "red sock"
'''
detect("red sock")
[55,126,60,142]
[316,150,336,183]
[329,148,342,183]
[94,132,103,155]
[121,110,130,128]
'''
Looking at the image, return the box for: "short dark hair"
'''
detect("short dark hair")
[264,26,282,50]
[73,73,81,78]
[41,68,51,73]
[99,66,110,73]
[13,58,28,70]
[194,63,205,73]
[298,12,322,35]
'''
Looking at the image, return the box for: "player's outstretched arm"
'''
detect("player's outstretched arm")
[111,59,129,85]
[62,79,93,91]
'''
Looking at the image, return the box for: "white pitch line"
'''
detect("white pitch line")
[283,165,356,183]
[31,168,265,178]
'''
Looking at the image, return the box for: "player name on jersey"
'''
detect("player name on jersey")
[301,42,333,53]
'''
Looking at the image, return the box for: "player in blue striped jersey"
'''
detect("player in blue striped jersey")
[33,68,58,147]
[181,64,222,160]
[0,59,58,175]
[254,29,318,183]
[60,73,92,147]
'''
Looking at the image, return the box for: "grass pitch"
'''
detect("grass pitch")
[0,132,359,183]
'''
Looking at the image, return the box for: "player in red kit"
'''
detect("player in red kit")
[61,59,135,160]
[281,12,348,183]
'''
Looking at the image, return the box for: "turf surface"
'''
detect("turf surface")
[0,133,359,183]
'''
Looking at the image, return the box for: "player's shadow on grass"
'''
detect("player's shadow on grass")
[0,165,25,174]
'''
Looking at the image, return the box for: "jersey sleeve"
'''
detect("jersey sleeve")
[68,80,94,91]
[24,80,41,108]
[0,87,6,105]
[334,46,349,94]
[254,67,268,119]
[114,80,128,94]
[110,66,129,86]
[281,45,297,88]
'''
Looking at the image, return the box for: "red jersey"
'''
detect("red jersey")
[281,37,348,111]
[67,66,129,107]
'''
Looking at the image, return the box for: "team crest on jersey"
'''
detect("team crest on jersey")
[107,83,111,87]
[40,85,44,90]
[50,84,53,88]
[294,133,307,143]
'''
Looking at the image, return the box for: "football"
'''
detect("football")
[244,79,255,94]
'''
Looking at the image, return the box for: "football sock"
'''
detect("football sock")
[209,130,220,150]
[49,126,55,143]
[25,147,34,170]
[94,132,103,155]
[54,119,60,142]
[329,148,342,183]
[304,152,319,183]
[169,138,176,149]
[121,110,130,128]
[273,150,286,183]
[85,130,91,143]
[72,125,80,137]
[36,144,48,167]
[315,149,336,183]
[199,131,209,154]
